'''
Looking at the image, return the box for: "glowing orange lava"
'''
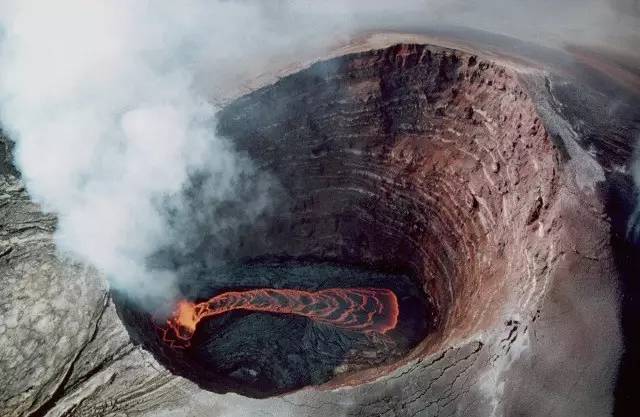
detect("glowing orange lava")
[160,288,399,349]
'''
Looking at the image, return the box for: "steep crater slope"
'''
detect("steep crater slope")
[115,43,561,397]
[218,43,561,359]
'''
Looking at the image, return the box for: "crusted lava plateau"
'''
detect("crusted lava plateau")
[1,39,638,417]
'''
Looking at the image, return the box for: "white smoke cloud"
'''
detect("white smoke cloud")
[0,0,637,309]
[0,1,291,305]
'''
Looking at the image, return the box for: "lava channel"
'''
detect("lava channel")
[160,288,399,349]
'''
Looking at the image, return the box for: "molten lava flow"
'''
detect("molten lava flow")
[160,288,399,349]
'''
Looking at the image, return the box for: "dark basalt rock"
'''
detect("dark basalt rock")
[114,262,431,397]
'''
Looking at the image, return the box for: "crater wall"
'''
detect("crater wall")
[216,43,561,376]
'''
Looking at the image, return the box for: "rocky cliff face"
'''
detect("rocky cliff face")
[0,41,636,416]
[217,44,559,356]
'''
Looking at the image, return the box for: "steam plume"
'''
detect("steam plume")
[0,1,285,305]
[0,0,637,310]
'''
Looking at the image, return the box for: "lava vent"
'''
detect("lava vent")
[114,43,560,399]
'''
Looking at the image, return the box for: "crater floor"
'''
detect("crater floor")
[115,262,431,397]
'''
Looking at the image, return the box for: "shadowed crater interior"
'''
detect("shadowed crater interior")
[114,43,560,398]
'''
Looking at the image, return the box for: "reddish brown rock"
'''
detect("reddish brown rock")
[216,44,563,382]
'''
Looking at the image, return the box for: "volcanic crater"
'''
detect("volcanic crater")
[114,44,560,398]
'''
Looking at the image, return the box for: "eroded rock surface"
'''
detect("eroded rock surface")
[0,174,106,417]
[0,40,635,417]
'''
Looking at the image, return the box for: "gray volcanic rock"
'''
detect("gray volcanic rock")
[0,174,106,417]
[0,40,637,417]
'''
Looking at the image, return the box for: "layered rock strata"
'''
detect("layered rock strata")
[215,43,561,380]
